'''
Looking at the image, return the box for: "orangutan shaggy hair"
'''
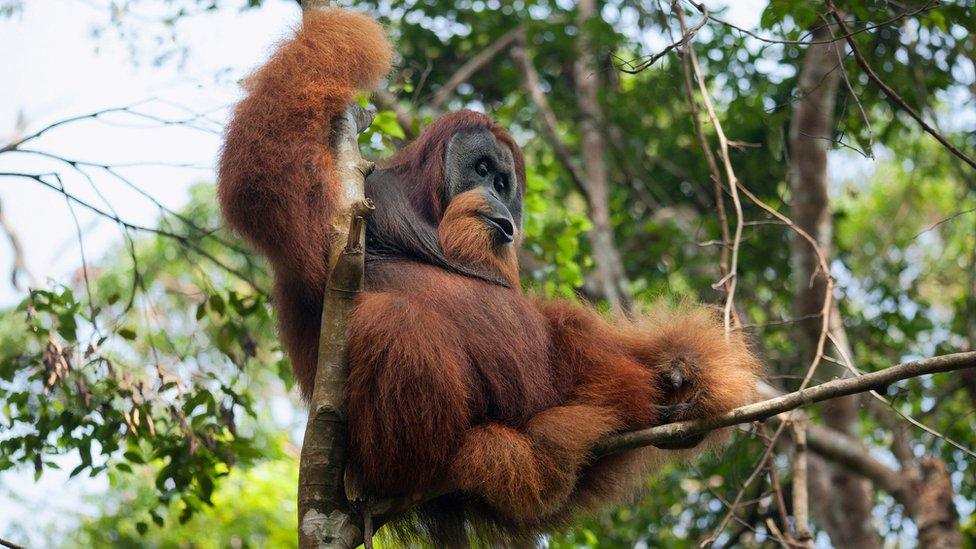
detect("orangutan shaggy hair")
[218,8,760,547]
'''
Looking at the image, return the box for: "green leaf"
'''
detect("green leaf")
[372,111,406,140]
[178,506,193,524]
[150,510,164,527]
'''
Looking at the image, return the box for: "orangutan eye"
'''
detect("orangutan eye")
[493,175,508,194]
[476,161,489,177]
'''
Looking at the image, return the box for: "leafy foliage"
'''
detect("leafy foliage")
[0,185,284,532]
[2,0,976,546]
[66,457,298,548]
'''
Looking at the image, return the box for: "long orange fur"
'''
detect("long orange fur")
[218,9,761,547]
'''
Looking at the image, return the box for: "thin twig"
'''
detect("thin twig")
[823,333,976,459]
[0,172,266,296]
[11,147,259,263]
[701,421,787,547]
[676,5,742,336]
[822,14,874,156]
[826,0,976,170]
[765,428,794,545]
[912,207,976,240]
[429,27,524,111]
[616,1,707,73]
[734,181,835,389]
[702,0,938,47]
[0,102,218,153]
[677,12,731,307]
[510,37,590,200]
[52,173,99,330]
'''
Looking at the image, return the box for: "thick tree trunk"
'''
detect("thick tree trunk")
[788,24,880,549]
[297,106,374,549]
[573,0,631,311]
[914,458,963,548]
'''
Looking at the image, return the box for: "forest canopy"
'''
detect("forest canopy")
[1,0,975,547]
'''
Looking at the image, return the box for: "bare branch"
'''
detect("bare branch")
[821,14,874,156]
[9,147,259,265]
[350,353,976,545]
[0,537,27,549]
[616,1,707,73]
[764,440,793,546]
[593,352,976,456]
[1,102,219,154]
[675,5,733,323]
[0,197,34,290]
[0,171,266,296]
[701,421,787,547]
[702,1,938,47]
[912,207,976,240]
[826,1,976,170]
[675,5,743,335]
[509,37,590,201]
[612,2,938,74]
[429,27,524,111]
[790,418,813,547]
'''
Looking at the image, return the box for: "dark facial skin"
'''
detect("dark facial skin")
[443,128,523,243]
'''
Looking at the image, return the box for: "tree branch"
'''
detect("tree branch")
[826,1,976,170]
[340,352,976,548]
[0,197,34,290]
[295,6,376,549]
[0,171,266,296]
[509,37,590,201]
[0,538,27,549]
[676,4,743,334]
[593,352,976,456]
[790,418,813,547]
[428,27,524,111]
[616,1,707,73]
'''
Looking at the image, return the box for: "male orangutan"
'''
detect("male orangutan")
[218,8,760,546]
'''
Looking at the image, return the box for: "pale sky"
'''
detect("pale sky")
[0,0,300,307]
[0,0,767,544]
[0,0,767,307]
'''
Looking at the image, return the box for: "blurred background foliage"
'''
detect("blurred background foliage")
[1,0,975,547]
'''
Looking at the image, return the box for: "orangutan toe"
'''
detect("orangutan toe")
[652,431,707,450]
[653,401,694,424]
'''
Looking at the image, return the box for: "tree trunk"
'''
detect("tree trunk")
[914,457,963,548]
[573,0,631,311]
[788,24,880,549]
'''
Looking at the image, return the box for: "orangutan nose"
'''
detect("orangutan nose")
[482,192,516,243]
[486,215,515,242]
